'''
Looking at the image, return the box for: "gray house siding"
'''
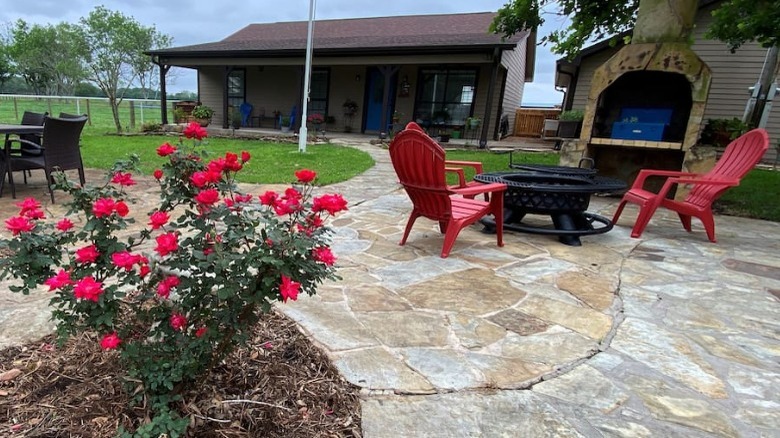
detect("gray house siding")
[569,49,619,111]
[500,36,529,134]
[692,2,779,158]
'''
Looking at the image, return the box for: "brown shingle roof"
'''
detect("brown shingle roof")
[151,12,523,56]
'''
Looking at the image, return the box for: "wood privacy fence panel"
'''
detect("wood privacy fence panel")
[514,108,561,137]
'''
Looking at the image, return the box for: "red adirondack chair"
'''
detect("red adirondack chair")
[389,122,507,258]
[612,128,769,242]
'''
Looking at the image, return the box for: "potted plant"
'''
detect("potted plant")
[342,99,358,116]
[280,116,291,133]
[466,117,481,129]
[307,113,325,133]
[230,110,242,130]
[557,109,584,138]
[700,117,748,148]
[191,105,214,127]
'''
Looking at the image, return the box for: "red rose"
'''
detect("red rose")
[312,246,337,266]
[207,158,225,174]
[92,198,116,218]
[280,275,300,302]
[24,209,45,219]
[56,218,74,231]
[100,332,121,350]
[312,194,348,215]
[241,151,250,163]
[170,313,188,331]
[5,216,35,235]
[75,245,100,264]
[148,211,170,230]
[295,169,317,183]
[73,276,104,302]
[195,188,220,205]
[190,171,210,188]
[155,232,179,256]
[156,142,177,157]
[15,197,41,215]
[44,269,73,291]
[259,191,278,206]
[139,264,151,278]
[111,251,140,271]
[153,169,163,180]
[195,327,207,338]
[183,122,208,140]
[115,201,129,217]
[111,172,136,186]
[224,152,242,172]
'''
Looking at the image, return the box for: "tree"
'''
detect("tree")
[490,0,780,59]
[80,6,171,133]
[6,20,88,95]
[0,40,14,93]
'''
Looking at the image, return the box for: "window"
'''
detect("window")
[415,68,477,126]
[307,69,330,117]
[227,69,245,110]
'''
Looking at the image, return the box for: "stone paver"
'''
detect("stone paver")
[1,135,778,437]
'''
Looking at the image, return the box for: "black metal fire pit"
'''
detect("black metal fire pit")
[474,170,627,246]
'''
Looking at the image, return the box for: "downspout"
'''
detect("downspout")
[480,47,501,148]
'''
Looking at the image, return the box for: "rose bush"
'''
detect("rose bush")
[0,122,347,436]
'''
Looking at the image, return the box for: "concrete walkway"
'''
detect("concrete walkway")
[1,137,778,437]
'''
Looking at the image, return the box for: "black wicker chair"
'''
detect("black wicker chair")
[0,115,88,202]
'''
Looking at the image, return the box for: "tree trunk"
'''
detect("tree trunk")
[109,96,123,133]
[633,0,698,44]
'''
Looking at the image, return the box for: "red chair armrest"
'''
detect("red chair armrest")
[451,182,506,197]
[669,176,740,187]
[444,160,484,174]
[444,167,467,187]
[632,169,701,190]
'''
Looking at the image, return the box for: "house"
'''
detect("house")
[147,12,536,147]
[554,0,778,164]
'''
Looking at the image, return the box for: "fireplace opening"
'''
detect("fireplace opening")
[592,145,684,194]
[593,71,693,143]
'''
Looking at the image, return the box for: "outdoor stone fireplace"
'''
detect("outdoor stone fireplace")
[560,42,717,199]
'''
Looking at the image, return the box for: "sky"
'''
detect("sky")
[0,0,569,106]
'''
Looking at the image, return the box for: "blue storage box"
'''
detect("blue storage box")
[611,107,672,141]
[618,108,673,125]
[612,122,666,141]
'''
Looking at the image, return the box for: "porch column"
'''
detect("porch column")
[480,47,501,148]
[378,65,400,136]
[222,67,234,129]
[153,58,171,125]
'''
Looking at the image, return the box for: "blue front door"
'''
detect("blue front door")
[364,68,396,133]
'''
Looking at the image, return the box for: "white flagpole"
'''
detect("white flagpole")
[298,0,317,153]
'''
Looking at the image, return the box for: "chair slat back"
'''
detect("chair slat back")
[389,122,453,221]
[19,111,47,150]
[41,116,88,171]
[686,128,769,207]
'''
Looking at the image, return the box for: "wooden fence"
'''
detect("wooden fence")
[514,108,561,137]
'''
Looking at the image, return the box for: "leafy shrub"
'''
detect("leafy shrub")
[140,121,162,132]
[191,105,214,119]
[0,122,347,435]
[558,109,584,121]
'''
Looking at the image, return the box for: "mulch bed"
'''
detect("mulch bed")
[0,311,362,437]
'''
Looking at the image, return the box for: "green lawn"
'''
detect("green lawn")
[80,134,374,185]
[715,168,780,221]
[442,149,558,185]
